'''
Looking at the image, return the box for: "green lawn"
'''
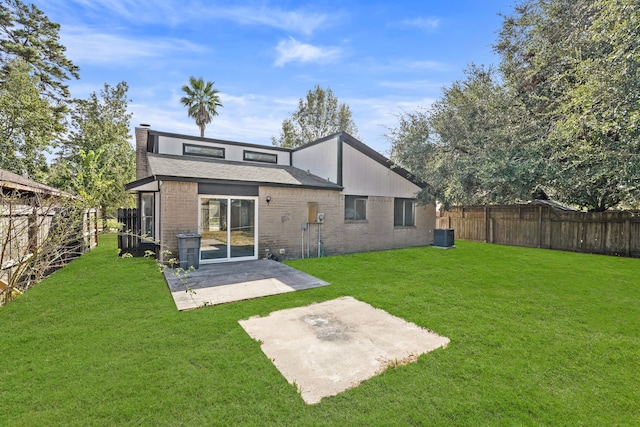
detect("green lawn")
[1,235,639,426]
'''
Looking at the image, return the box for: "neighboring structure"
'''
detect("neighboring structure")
[1,169,98,303]
[0,169,65,199]
[124,126,435,263]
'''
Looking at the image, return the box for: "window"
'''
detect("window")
[394,198,415,227]
[345,195,367,220]
[183,144,224,158]
[243,150,278,164]
[140,193,154,238]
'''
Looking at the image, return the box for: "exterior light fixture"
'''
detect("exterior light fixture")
[266,195,272,204]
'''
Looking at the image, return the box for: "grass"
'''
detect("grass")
[1,234,639,426]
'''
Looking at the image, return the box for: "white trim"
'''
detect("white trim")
[127,180,159,192]
[197,195,259,263]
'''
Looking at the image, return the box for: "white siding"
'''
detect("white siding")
[156,136,289,165]
[342,143,421,198]
[292,136,339,183]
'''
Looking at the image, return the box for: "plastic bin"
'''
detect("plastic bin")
[176,233,201,269]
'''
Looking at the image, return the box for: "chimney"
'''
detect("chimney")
[135,124,151,180]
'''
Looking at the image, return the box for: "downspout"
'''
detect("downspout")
[301,222,306,259]
[337,134,343,187]
[157,180,162,261]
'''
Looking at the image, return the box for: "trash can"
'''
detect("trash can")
[176,233,201,269]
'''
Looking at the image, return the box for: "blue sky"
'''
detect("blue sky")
[36,0,513,154]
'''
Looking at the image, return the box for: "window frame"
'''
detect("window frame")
[394,198,415,227]
[183,143,225,159]
[140,192,155,238]
[344,195,368,221]
[243,150,278,164]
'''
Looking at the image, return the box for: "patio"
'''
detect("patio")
[163,259,330,310]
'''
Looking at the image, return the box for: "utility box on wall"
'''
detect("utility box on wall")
[434,228,455,248]
[307,202,318,224]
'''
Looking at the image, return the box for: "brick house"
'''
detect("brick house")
[125,126,435,263]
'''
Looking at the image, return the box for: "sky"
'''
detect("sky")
[35,0,514,155]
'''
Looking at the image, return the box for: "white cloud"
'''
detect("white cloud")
[210,7,329,36]
[44,0,330,35]
[396,17,441,31]
[60,26,208,66]
[130,92,293,145]
[275,37,342,67]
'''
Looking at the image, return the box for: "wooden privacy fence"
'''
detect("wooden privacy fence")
[1,205,99,295]
[0,206,98,264]
[436,204,640,258]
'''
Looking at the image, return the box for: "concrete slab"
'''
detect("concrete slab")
[163,259,329,310]
[239,296,450,404]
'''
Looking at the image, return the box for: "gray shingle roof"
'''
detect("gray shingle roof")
[145,154,342,190]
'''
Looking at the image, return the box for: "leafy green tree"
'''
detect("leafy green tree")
[0,59,63,180]
[495,0,640,210]
[180,77,223,138]
[389,65,541,207]
[391,0,640,211]
[50,82,134,221]
[272,85,358,148]
[66,148,114,208]
[0,0,79,104]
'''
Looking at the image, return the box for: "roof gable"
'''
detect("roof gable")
[294,131,426,189]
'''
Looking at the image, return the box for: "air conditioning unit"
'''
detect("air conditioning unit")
[434,228,455,248]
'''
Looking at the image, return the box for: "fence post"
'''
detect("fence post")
[538,205,543,248]
[94,209,99,247]
[484,206,489,243]
[546,207,552,249]
[624,217,631,257]
[580,214,587,252]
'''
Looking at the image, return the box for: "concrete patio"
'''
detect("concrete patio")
[239,296,450,404]
[163,259,329,310]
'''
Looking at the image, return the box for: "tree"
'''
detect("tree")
[50,82,134,222]
[272,85,358,148]
[0,58,63,180]
[495,0,640,210]
[0,0,79,103]
[390,0,640,211]
[180,77,222,138]
[388,65,541,207]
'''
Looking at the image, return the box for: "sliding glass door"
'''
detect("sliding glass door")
[199,196,257,262]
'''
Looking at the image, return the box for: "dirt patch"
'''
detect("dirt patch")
[239,296,449,404]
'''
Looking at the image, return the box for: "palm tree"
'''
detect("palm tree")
[180,77,223,137]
